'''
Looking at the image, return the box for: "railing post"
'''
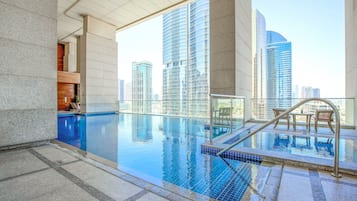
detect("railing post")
[210,95,213,145]
[243,98,245,128]
[331,104,341,178]
[230,98,233,134]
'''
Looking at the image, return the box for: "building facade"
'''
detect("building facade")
[162,0,209,117]
[119,79,124,101]
[252,10,267,119]
[132,61,152,113]
[266,31,292,117]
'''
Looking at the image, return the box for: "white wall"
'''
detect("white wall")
[80,16,118,113]
[0,0,57,147]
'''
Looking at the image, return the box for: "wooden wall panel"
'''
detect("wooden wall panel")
[57,71,80,84]
[58,83,75,111]
[57,44,64,71]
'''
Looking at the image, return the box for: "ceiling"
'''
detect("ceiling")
[57,0,189,41]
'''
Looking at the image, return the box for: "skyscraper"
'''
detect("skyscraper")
[132,61,152,113]
[162,0,209,117]
[301,86,320,98]
[266,31,292,116]
[252,10,267,119]
[125,82,132,100]
[118,79,124,101]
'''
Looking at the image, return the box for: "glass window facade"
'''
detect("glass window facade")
[132,61,152,113]
[266,31,292,115]
[162,0,209,117]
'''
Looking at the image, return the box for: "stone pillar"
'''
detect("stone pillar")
[63,39,78,73]
[210,0,252,120]
[345,0,357,127]
[0,0,57,147]
[80,16,118,113]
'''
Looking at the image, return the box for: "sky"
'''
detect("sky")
[252,0,345,98]
[117,0,345,98]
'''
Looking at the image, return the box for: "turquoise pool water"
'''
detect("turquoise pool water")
[58,113,267,200]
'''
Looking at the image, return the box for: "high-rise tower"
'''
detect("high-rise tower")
[132,61,152,113]
[266,31,292,116]
[162,0,209,117]
[252,10,267,119]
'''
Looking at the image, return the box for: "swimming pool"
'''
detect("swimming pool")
[57,113,270,200]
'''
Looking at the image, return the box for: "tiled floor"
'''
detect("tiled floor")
[1,143,357,201]
[278,165,357,201]
[0,144,191,201]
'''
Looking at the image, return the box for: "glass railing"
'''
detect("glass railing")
[118,99,210,118]
[250,98,355,127]
[209,94,245,143]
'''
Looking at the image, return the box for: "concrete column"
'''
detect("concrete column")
[80,16,118,113]
[0,0,57,147]
[63,38,78,73]
[345,0,357,127]
[210,0,252,119]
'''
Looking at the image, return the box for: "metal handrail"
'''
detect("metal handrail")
[216,98,341,178]
[211,94,246,99]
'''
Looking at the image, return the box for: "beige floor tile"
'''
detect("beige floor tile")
[137,192,168,201]
[0,150,48,180]
[0,169,75,200]
[86,173,142,201]
[277,172,313,201]
[29,183,99,201]
[322,179,357,201]
[283,165,309,176]
[62,161,105,180]
[34,145,78,164]
[64,161,142,200]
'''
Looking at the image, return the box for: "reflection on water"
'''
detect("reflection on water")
[240,132,357,162]
[131,115,152,142]
[58,113,256,200]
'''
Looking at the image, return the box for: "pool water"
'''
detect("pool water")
[58,113,268,200]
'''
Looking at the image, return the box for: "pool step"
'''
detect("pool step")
[201,144,263,164]
[260,163,283,201]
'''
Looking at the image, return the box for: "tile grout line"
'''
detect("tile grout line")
[308,169,327,201]
[0,167,51,183]
[123,190,148,201]
[28,149,116,201]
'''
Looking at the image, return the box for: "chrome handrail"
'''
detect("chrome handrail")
[216,98,341,178]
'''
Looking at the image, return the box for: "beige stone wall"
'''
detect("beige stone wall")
[235,0,252,120]
[345,0,357,126]
[63,38,78,73]
[210,0,252,120]
[210,0,236,95]
[0,0,57,147]
[80,16,118,113]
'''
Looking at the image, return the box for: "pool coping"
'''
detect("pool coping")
[201,140,357,177]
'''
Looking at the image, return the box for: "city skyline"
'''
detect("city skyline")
[118,0,345,99]
[252,0,345,98]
